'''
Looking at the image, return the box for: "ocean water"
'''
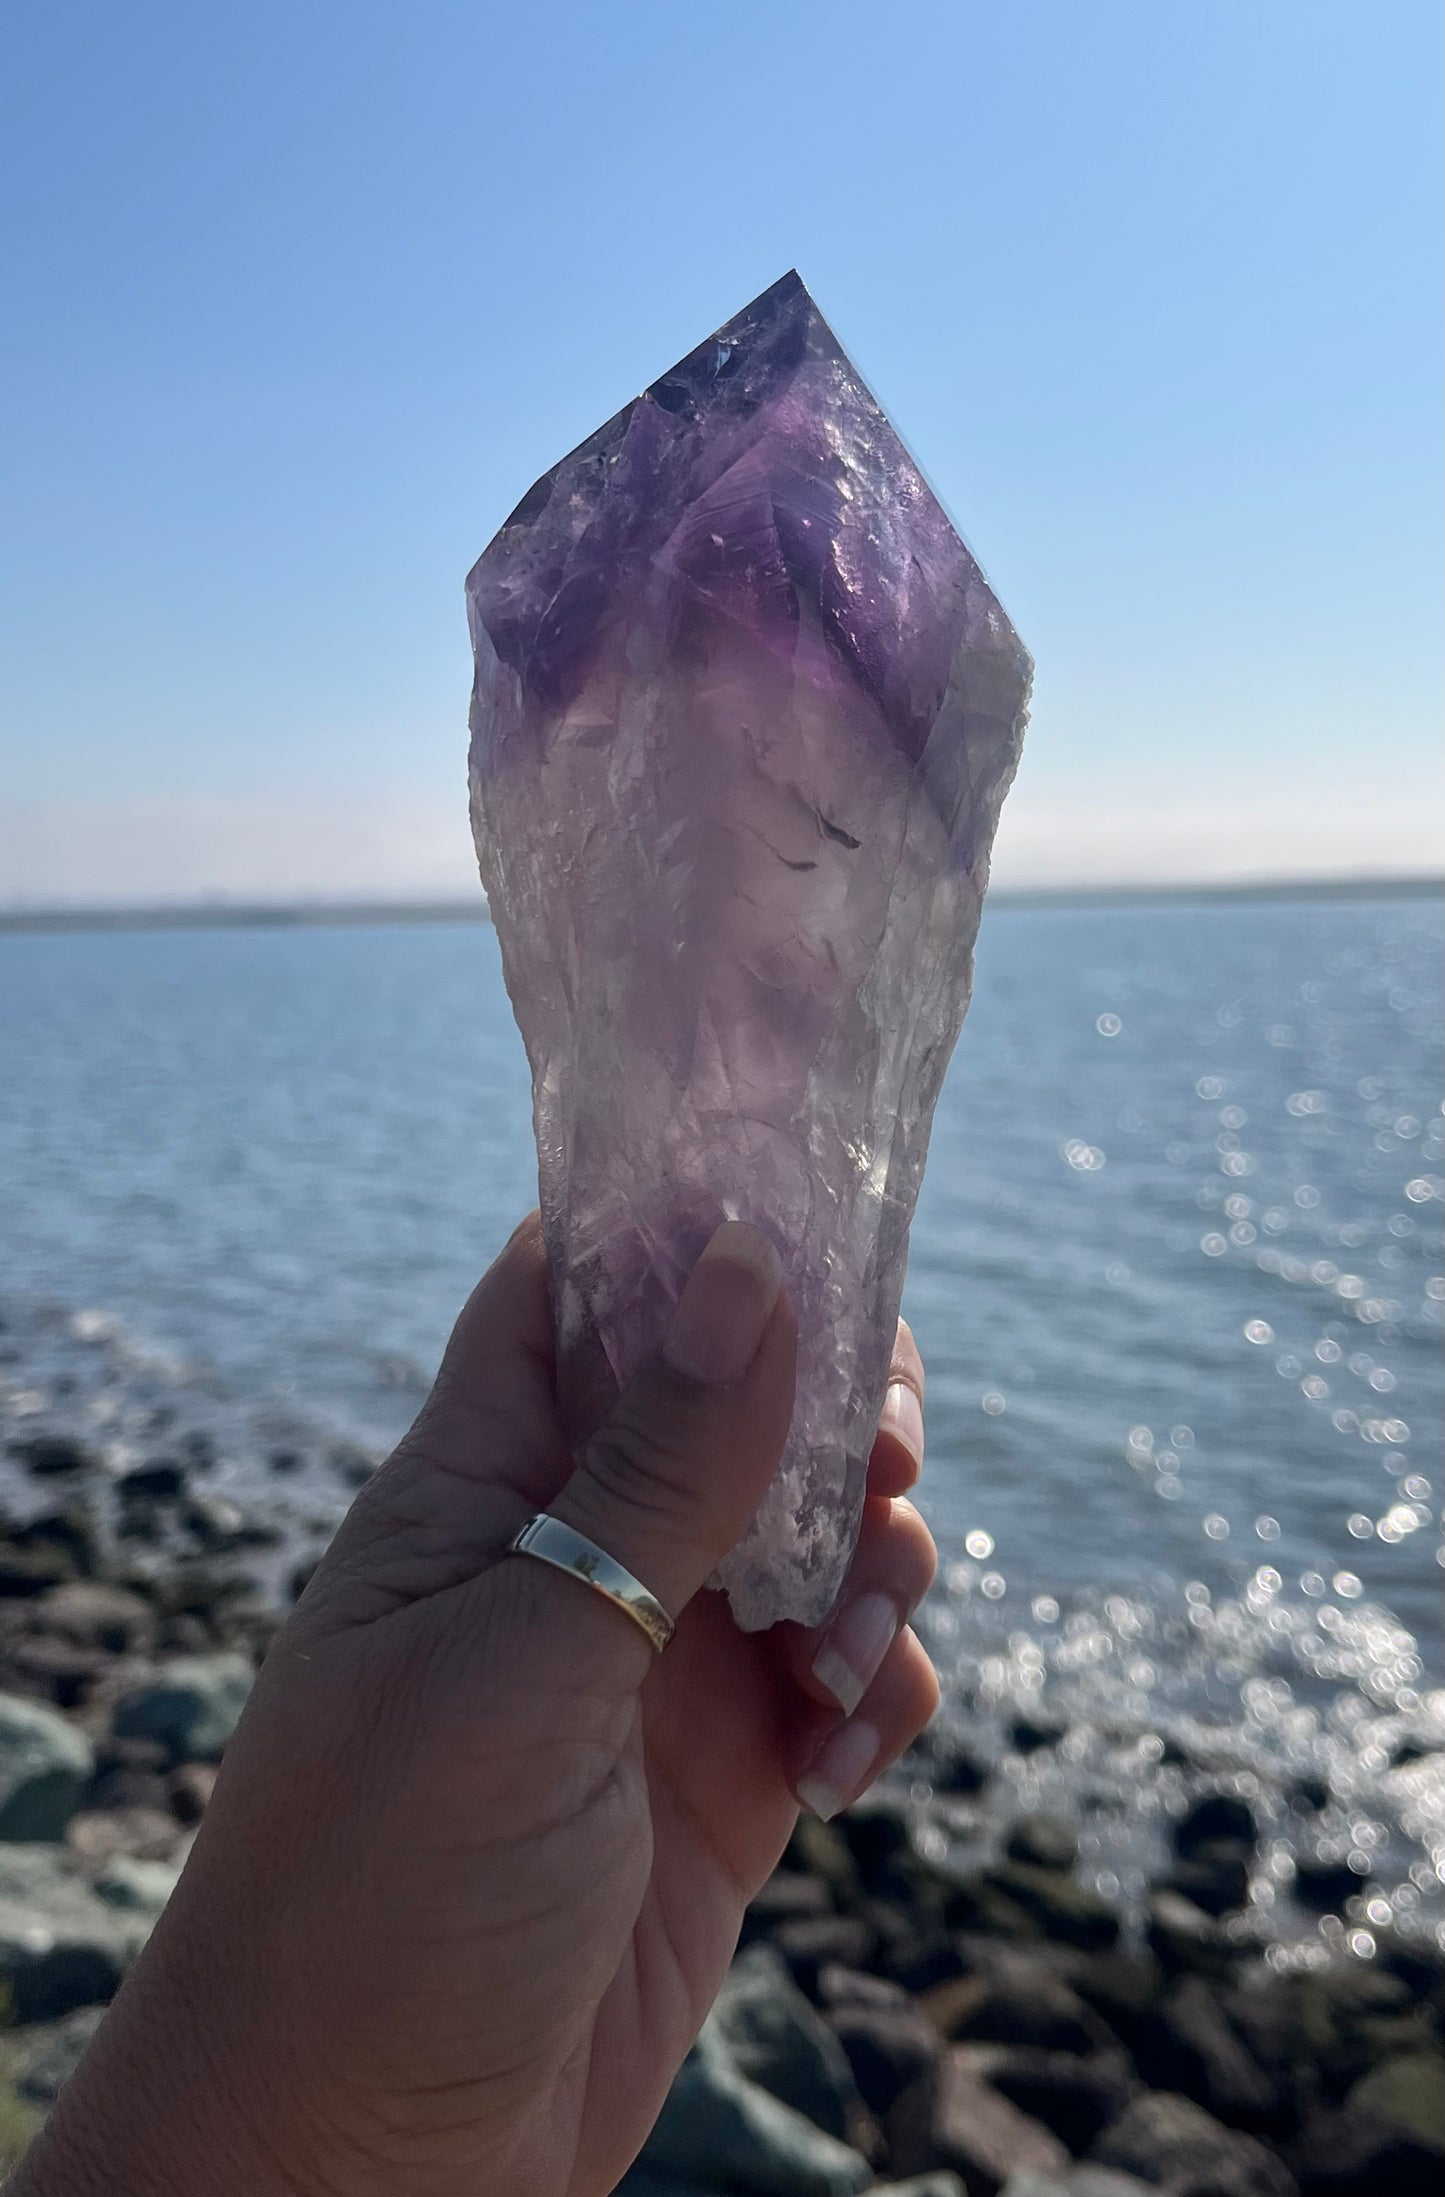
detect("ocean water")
[1,896,1442,1947]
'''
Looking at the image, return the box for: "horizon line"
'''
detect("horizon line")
[0,873,1439,937]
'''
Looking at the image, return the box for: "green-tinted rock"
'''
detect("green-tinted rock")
[1346,2052,1445,2155]
[113,1653,252,1763]
[0,1695,92,1842]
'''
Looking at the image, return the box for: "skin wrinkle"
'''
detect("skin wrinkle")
[9,1213,939,2197]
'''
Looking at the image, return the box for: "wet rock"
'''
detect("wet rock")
[0,1692,93,1840]
[1175,1795,1257,1861]
[786,1815,865,1910]
[827,1998,940,2118]
[638,2016,873,2194]
[1165,1854,1252,1919]
[1346,2051,1445,2153]
[1010,1715,1067,1756]
[1286,1965,1436,2090]
[959,2041,1136,2153]
[119,1459,186,1501]
[0,1540,72,1595]
[1291,1852,1368,1915]
[833,1795,917,1890]
[1005,1816,1079,1873]
[32,1582,155,1657]
[0,1632,109,1712]
[817,1965,911,2013]
[874,2179,968,2197]
[0,1847,129,2020]
[168,1761,218,1825]
[1069,1950,1166,2057]
[1143,1977,1280,2132]
[82,1735,173,1816]
[330,1444,377,1489]
[741,1869,835,1943]
[112,1651,253,1764]
[888,2047,1071,2189]
[881,1923,970,1995]
[288,1558,321,1603]
[714,1946,862,2140]
[925,1951,1109,2057]
[942,1871,1043,1944]
[8,1504,102,1583]
[772,1913,877,1998]
[12,2004,106,2103]
[1376,1932,1445,2009]
[911,1728,990,1797]
[1002,2171,1151,2197]
[66,1805,180,1868]
[1289,2052,1445,2195]
[8,1435,96,1478]
[1147,1889,1252,1983]
[1090,2091,1297,2197]
[986,1863,1121,1952]
[94,1851,182,1922]
[182,1492,280,1551]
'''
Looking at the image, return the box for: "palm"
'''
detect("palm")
[520,1585,804,2194]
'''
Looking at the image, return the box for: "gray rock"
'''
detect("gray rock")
[638,2019,873,2195]
[828,1998,940,2117]
[1005,1815,1079,1872]
[1288,2055,1445,2197]
[0,1846,130,2021]
[888,2049,1071,2191]
[1091,2091,1298,2196]
[960,2041,1135,2154]
[0,1691,93,1840]
[1147,1889,1252,1983]
[1345,2051,1445,2156]
[742,1870,835,1942]
[771,1911,876,1995]
[713,1945,862,2139]
[1002,2173,1150,2197]
[94,1852,183,1921]
[1175,1795,1257,1861]
[876,2180,968,2197]
[615,2177,714,2197]
[1149,1976,1279,2129]
[13,2005,106,2103]
[33,1582,155,1656]
[112,1652,252,1762]
[986,1862,1121,1952]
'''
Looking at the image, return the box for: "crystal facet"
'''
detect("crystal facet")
[467,272,1031,1629]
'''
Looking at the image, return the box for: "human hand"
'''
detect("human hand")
[16,1216,938,2197]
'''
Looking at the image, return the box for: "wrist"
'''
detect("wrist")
[9,1899,305,2197]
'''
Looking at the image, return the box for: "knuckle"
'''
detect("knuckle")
[579,1391,702,1535]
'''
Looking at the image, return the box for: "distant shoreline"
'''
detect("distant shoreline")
[0,874,1439,936]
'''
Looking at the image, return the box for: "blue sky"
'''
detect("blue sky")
[1,0,1440,902]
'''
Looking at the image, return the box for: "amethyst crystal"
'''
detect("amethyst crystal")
[467,272,1031,1630]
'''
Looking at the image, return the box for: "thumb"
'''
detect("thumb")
[547,1223,796,1622]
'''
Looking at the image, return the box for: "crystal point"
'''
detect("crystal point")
[467,273,1031,1629]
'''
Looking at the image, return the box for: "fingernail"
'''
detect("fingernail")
[811,1591,900,1716]
[796,1718,882,1824]
[662,1222,783,1386]
[879,1381,924,1469]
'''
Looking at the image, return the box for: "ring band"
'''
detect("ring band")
[508,1514,675,1654]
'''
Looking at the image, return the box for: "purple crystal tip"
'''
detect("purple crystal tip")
[468,274,1031,1629]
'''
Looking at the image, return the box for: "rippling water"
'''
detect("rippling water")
[1,895,1442,1947]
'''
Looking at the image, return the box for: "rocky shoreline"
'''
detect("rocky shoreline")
[0,1356,1441,2190]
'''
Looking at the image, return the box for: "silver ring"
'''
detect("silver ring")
[508,1514,674,1654]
